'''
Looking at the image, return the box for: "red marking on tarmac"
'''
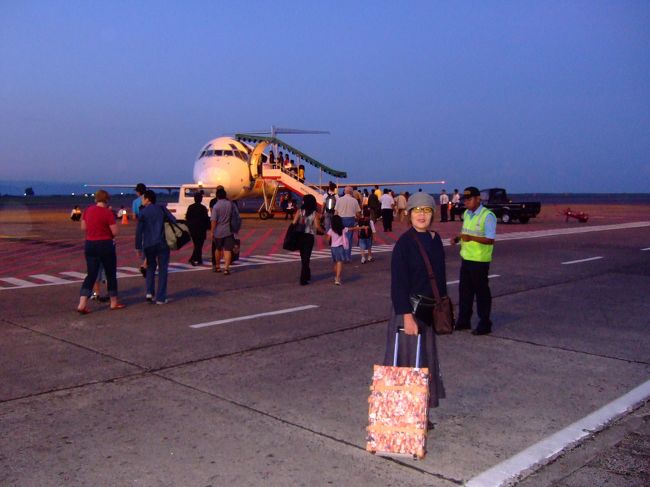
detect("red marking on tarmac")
[268,227,289,255]
[242,228,274,257]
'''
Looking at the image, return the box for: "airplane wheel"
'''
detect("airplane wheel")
[259,209,270,220]
[501,212,511,224]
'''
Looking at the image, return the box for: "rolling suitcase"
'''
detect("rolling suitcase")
[366,331,430,459]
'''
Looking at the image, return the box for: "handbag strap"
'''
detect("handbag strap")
[408,229,442,303]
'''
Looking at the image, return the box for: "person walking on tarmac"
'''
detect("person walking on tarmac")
[439,189,449,222]
[450,189,461,221]
[451,186,497,335]
[185,192,210,266]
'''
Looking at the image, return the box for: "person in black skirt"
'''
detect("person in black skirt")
[384,192,447,420]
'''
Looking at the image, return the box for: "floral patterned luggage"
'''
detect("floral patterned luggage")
[366,331,430,459]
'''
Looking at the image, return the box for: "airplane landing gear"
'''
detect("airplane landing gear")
[259,209,274,220]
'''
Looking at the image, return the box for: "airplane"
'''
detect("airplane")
[88,127,445,219]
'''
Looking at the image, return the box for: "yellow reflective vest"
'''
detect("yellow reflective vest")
[460,207,494,262]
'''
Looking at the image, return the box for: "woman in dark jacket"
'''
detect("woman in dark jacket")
[384,192,447,413]
[185,192,210,266]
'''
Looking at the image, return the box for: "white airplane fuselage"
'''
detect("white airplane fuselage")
[192,136,276,200]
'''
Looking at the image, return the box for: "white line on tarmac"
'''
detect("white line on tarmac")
[2,222,648,291]
[561,256,603,265]
[29,274,73,284]
[466,379,650,487]
[0,277,40,288]
[446,274,500,285]
[60,271,87,279]
[190,305,319,329]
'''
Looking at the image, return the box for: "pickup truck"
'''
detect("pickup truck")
[451,188,541,224]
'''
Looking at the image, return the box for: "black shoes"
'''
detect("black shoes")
[455,323,471,330]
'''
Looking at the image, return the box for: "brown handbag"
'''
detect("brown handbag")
[409,231,455,335]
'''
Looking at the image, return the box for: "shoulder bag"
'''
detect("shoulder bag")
[162,207,191,250]
[408,230,455,335]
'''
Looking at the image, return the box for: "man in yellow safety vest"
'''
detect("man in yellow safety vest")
[452,186,497,335]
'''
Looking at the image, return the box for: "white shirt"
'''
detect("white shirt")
[334,194,361,217]
[380,194,395,210]
[396,194,407,210]
[452,193,461,204]
[440,193,449,205]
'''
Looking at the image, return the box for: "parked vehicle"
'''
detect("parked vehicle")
[451,188,541,224]
[166,185,218,222]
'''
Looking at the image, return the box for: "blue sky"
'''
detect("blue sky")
[1,0,648,192]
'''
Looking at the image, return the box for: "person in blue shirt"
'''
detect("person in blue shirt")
[132,183,147,276]
[132,183,146,219]
[135,190,175,304]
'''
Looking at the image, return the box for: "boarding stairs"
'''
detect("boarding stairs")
[258,165,325,218]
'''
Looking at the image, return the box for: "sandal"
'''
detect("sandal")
[110,303,126,310]
[77,308,91,315]
[223,269,231,275]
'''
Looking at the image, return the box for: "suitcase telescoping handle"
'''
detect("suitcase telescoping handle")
[394,329,422,370]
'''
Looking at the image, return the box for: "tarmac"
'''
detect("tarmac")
[0,203,649,486]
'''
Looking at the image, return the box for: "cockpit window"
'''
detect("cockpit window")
[223,150,233,156]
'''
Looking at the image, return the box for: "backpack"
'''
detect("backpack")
[325,193,336,213]
[229,201,242,234]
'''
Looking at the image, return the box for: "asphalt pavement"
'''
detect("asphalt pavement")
[1,219,649,486]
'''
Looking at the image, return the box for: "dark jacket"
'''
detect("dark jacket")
[136,203,176,250]
[391,228,447,316]
[185,202,210,240]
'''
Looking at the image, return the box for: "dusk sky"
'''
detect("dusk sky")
[1,1,649,193]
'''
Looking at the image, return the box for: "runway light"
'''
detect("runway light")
[71,193,75,196]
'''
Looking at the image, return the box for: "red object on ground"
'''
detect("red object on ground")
[562,208,589,223]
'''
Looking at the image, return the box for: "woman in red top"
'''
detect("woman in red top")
[77,189,125,313]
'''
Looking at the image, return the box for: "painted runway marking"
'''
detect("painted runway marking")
[446,274,500,285]
[190,305,319,329]
[0,277,40,288]
[29,274,74,284]
[117,266,142,273]
[561,256,603,265]
[466,379,650,487]
[60,271,87,279]
[1,221,648,291]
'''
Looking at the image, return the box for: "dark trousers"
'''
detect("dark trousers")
[381,209,393,231]
[440,204,448,222]
[211,237,217,268]
[144,241,170,302]
[80,240,117,297]
[458,259,492,331]
[190,236,205,264]
[299,233,314,284]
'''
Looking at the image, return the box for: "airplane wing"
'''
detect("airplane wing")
[341,181,445,187]
[84,184,181,191]
[309,180,446,190]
